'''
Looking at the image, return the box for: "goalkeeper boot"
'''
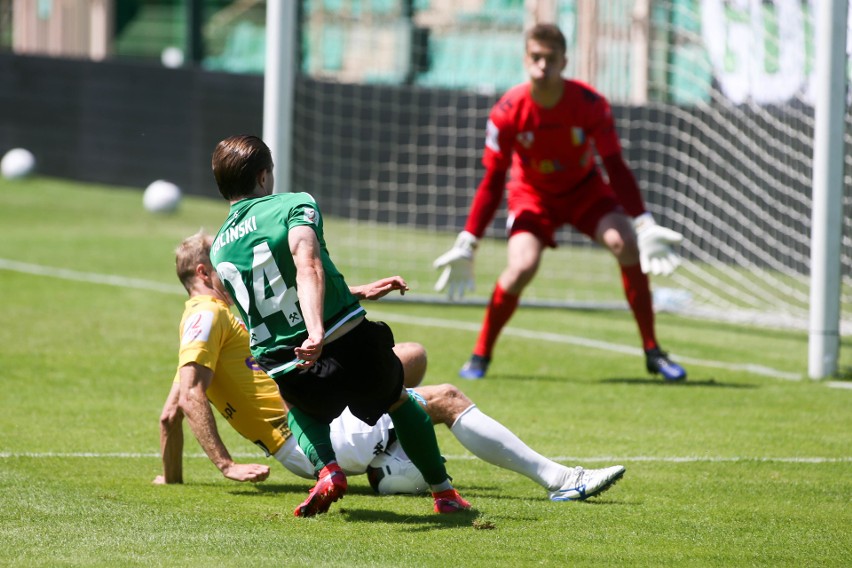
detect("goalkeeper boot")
[548,465,626,501]
[294,462,348,517]
[645,348,687,381]
[459,354,490,380]
[432,488,472,513]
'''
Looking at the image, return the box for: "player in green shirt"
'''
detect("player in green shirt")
[210,134,471,517]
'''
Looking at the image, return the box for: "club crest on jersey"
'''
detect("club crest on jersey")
[516,131,534,148]
[303,207,318,224]
[571,127,586,146]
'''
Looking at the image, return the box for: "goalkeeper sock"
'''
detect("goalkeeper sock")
[621,263,658,351]
[474,284,519,357]
[450,405,569,490]
[388,394,450,487]
[287,406,335,474]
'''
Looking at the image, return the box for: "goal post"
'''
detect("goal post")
[263,0,296,196]
[808,0,848,379]
[265,0,851,375]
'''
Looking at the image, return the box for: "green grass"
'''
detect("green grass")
[1,177,851,567]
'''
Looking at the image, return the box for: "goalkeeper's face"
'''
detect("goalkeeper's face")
[525,39,566,87]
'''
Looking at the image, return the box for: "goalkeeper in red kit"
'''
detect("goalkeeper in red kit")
[433,23,686,382]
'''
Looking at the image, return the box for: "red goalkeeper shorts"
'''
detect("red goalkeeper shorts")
[506,171,623,247]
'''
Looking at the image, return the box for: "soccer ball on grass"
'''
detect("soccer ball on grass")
[366,443,429,495]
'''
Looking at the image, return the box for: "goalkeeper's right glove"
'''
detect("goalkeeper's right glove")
[433,231,478,300]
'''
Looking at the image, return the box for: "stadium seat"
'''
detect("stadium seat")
[203,21,266,74]
[416,31,523,94]
[320,25,346,72]
[457,0,526,27]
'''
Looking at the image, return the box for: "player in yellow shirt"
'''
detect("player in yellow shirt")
[154,231,625,502]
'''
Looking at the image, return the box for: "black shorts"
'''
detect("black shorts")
[265,319,404,426]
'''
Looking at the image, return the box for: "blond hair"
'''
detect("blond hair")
[175,230,213,292]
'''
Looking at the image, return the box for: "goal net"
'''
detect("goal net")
[292,0,852,335]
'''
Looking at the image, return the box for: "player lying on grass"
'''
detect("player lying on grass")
[153,231,625,502]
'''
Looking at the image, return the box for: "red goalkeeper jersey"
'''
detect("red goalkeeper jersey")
[465,79,644,237]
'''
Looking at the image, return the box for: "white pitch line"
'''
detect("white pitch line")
[0,258,815,381]
[0,452,850,464]
[0,258,183,295]
[368,310,805,380]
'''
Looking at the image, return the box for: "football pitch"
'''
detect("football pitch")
[1,177,850,567]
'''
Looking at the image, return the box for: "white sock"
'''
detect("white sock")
[273,437,315,479]
[450,405,572,491]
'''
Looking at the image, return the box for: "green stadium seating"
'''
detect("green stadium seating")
[416,31,523,93]
[203,21,266,74]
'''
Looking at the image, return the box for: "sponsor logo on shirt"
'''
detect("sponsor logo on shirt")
[182,311,214,344]
[245,356,262,371]
[532,159,564,174]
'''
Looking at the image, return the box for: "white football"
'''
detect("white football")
[143,180,182,213]
[161,46,185,68]
[1,148,36,179]
[366,444,429,495]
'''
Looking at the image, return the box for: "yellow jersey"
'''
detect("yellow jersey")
[174,295,291,456]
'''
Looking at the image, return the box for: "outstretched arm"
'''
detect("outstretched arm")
[178,363,270,483]
[153,382,185,484]
[349,276,409,301]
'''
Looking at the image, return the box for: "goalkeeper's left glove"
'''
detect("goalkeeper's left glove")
[633,212,683,276]
[433,231,477,300]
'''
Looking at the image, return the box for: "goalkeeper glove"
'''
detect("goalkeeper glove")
[433,231,478,300]
[633,213,683,276]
